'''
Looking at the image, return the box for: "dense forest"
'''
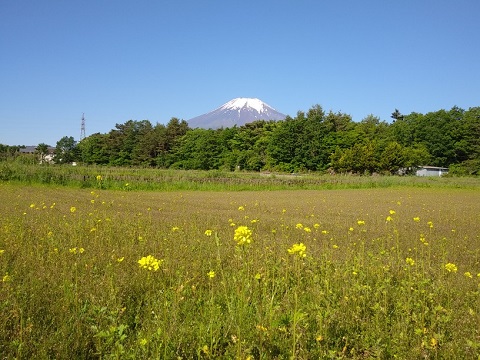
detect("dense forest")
[2,105,479,175]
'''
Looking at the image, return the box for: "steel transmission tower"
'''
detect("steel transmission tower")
[80,113,86,141]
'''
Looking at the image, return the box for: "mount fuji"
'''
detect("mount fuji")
[187,98,286,129]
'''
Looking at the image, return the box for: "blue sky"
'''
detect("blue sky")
[1,0,479,146]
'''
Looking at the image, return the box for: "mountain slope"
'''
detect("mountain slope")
[188,98,286,129]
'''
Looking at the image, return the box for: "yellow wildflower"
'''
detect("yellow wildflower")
[405,257,415,266]
[444,263,457,273]
[70,206,76,213]
[389,210,396,215]
[427,221,434,228]
[207,270,215,279]
[413,217,420,222]
[204,229,213,236]
[138,255,162,271]
[233,226,253,246]
[3,273,11,282]
[295,223,303,230]
[464,272,473,278]
[357,220,365,226]
[303,227,311,233]
[386,216,393,222]
[238,206,245,211]
[287,242,307,258]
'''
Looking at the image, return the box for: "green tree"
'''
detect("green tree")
[54,136,79,164]
[35,143,50,164]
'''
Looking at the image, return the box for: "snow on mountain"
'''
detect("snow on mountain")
[187,98,286,129]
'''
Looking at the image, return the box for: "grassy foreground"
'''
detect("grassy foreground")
[0,184,479,359]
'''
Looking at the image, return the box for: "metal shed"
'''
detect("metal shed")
[416,166,449,177]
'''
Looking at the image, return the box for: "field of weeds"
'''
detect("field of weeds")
[1,183,479,359]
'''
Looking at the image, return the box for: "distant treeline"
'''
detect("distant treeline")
[2,105,480,175]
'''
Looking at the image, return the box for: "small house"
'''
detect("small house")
[416,166,448,177]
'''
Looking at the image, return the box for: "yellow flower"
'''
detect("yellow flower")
[287,242,307,258]
[250,219,259,224]
[357,220,365,226]
[138,255,162,271]
[348,227,354,232]
[70,206,76,213]
[389,210,396,215]
[464,272,473,278]
[405,257,415,266]
[171,226,180,232]
[444,263,457,273]
[234,226,253,246]
[139,338,147,346]
[295,223,303,230]
[427,221,434,228]
[386,216,393,222]
[303,227,311,233]
[30,203,35,208]
[238,206,245,211]
[2,273,11,282]
[207,270,215,278]
[413,217,420,222]
[313,223,320,229]
[0,249,5,255]
[117,257,125,263]
[96,175,102,181]
[204,229,213,236]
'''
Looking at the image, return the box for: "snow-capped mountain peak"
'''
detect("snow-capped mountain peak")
[188,98,286,129]
[219,98,271,114]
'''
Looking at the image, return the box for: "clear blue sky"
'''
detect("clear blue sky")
[1,0,479,146]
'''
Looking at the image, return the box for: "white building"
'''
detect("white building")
[416,166,449,177]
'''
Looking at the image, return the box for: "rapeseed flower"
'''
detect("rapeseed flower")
[138,255,162,271]
[238,206,245,211]
[386,216,393,222]
[413,217,420,222]
[70,206,76,213]
[405,257,415,266]
[207,270,215,279]
[204,229,213,236]
[357,220,365,226]
[69,247,85,254]
[287,242,307,258]
[234,226,252,246]
[427,221,434,228]
[464,272,473,278]
[304,227,311,233]
[389,210,396,215]
[444,263,458,273]
[295,223,303,230]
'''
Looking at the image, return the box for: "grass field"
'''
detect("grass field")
[1,181,480,359]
